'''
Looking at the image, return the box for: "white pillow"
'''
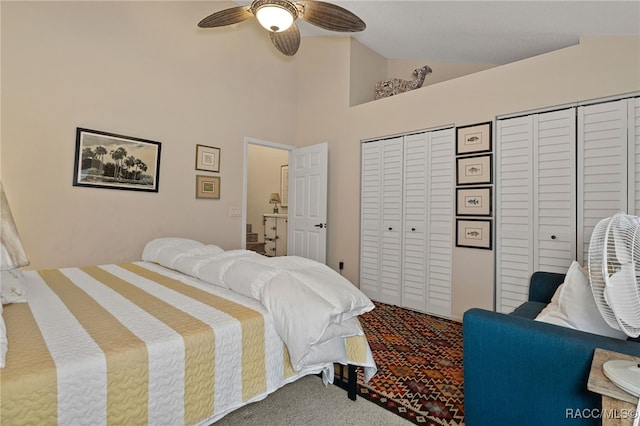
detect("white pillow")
[0,303,7,368]
[172,246,225,278]
[535,261,627,339]
[286,265,375,323]
[1,269,27,304]
[223,260,279,300]
[141,238,204,263]
[196,250,263,288]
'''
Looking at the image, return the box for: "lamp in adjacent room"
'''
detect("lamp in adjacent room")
[269,192,281,214]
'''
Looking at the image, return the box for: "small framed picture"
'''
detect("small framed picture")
[456,154,492,186]
[196,175,220,199]
[280,164,289,207]
[195,144,220,173]
[456,186,492,216]
[456,121,492,155]
[456,219,492,250]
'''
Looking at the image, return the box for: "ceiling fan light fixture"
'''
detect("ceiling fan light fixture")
[252,0,298,33]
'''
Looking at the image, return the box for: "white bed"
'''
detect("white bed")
[0,238,377,425]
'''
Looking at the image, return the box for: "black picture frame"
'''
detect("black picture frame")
[73,128,161,192]
[456,154,493,186]
[456,219,493,250]
[456,186,492,217]
[456,121,492,156]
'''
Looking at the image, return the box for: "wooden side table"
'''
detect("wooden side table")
[588,348,639,426]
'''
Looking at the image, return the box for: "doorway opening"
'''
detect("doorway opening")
[242,137,295,255]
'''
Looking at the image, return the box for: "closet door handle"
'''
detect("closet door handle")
[411,228,416,231]
[388,227,393,231]
[551,235,557,240]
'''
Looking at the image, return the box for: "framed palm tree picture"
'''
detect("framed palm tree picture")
[73,128,162,192]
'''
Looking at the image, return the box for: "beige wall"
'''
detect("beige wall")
[1,1,299,269]
[349,39,387,106]
[247,144,288,242]
[348,40,498,106]
[2,1,640,321]
[386,59,497,87]
[295,35,640,320]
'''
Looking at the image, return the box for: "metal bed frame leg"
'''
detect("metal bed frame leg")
[346,364,357,401]
[330,363,357,400]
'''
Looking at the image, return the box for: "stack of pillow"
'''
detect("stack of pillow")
[535,260,627,340]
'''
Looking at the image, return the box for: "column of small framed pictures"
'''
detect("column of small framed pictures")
[195,144,221,199]
[454,122,493,250]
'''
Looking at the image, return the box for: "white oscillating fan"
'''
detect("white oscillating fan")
[588,213,640,419]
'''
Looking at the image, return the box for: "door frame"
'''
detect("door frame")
[241,137,296,249]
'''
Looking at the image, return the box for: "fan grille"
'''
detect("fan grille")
[588,213,640,337]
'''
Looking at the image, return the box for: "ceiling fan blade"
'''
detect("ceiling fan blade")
[296,0,365,32]
[270,23,301,56]
[198,6,253,28]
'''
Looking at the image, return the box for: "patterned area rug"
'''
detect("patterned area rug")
[357,303,465,425]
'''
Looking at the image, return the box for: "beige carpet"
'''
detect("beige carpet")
[213,375,412,426]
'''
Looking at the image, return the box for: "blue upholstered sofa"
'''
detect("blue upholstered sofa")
[463,271,640,425]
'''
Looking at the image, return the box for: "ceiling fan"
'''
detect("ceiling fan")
[198,0,366,56]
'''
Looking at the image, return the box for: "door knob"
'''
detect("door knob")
[314,223,326,228]
[551,235,557,240]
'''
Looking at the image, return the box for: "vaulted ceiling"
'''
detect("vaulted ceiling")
[230,1,640,64]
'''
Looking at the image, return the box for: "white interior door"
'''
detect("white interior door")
[287,143,328,263]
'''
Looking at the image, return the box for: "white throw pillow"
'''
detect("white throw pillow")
[535,261,627,339]
[1,269,27,304]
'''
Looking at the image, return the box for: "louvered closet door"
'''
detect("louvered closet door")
[400,130,454,316]
[359,138,404,305]
[629,97,640,215]
[425,128,454,317]
[401,133,429,311]
[534,109,576,273]
[497,110,576,313]
[577,99,629,263]
[361,129,454,315]
[496,115,535,313]
[380,137,404,305]
[360,141,382,300]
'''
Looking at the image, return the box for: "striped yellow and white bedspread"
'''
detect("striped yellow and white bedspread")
[0,261,339,426]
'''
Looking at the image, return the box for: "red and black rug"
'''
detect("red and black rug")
[357,303,464,426]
